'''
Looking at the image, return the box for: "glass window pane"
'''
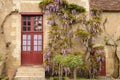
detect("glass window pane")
[23,41,26,45]
[23,35,27,40]
[28,21,31,25]
[23,21,26,25]
[38,46,42,51]
[27,46,31,51]
[39,16,42,21]
[23,46,26,51]
[23,17,26,20]
[28,35,31,40]
[34,35,37,40]
[38,24,42,26]
[35,16,42,21]
[27,16,31,20]
[38,21,42,24]
[34,17,38,21]
[38,35,42,40]
[38,40,42,45]
[34,22,38,26]
[34,27,37,31]
[34,46,37,51]
[37,26,42,31]
[28,27,31,31]
[34,16,42,31]
[34,41,37,45]
[28,41,31,45]
[23,27,26,31]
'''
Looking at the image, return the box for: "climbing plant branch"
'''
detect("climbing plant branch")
[0,9,19,34]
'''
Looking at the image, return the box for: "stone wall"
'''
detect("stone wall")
[0,0,18,77]
[102,12,120,76]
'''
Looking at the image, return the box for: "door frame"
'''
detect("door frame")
[21,12,44,66]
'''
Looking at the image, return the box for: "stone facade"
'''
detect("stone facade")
[1,0,89,68]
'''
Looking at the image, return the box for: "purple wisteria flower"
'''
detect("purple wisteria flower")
[63,13,68,19]
[68,30,72,36]
[90,11,95,16]
[44,49,51,59]
[46,3,60,12]
[71,9,76,14]
[61,49,69,55]
[55,0,62,4]
[45,65,50,72]
[47,20,55,26]
[55,5,60,12]
[48,4,55,11]
[91,37,95,42]
[63,21,69,27]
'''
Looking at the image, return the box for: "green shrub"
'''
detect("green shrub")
[0,76,9,80]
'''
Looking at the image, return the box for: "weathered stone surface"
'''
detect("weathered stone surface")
[14,66,45,80]
[90,0,120,11]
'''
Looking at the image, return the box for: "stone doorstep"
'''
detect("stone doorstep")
[15,77,45,80]
[14,66,45,80]
[15,76,44,78]
[17,68,44,71]
[15,74,45,76]
[17,71,45,73]
[17,70,45,72]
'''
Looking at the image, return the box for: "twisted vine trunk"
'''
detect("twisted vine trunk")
[1,10,18,34]
[73,68,77,80]
[59,64,61,80]
[112,45,120,78]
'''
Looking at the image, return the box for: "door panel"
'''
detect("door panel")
[32,34,43,65]
[21,33,43,65]
[99,57,106,76]
[21,34,32,65]
[21,15,43,65]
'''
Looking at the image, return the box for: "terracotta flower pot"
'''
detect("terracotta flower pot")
[0,61,4,75]
[7,68,16,80]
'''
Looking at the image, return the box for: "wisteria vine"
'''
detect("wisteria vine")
[39,0,105,79]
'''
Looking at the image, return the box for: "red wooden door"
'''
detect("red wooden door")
[99,57,106,76]
[21,14,43,65]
